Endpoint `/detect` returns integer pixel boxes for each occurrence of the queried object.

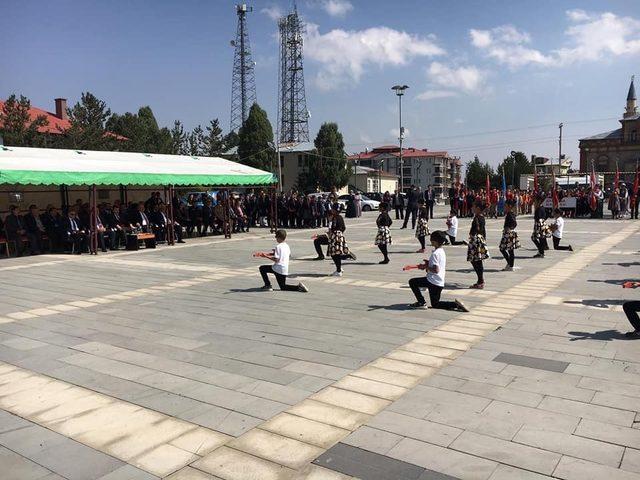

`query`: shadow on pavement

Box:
[564,299,627,308]
[367,304,414,311]
[568,329,632,341]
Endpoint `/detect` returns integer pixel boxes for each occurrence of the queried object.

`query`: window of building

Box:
[632,130,637,142]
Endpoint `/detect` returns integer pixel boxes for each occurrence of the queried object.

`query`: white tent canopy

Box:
[0,146,275,186]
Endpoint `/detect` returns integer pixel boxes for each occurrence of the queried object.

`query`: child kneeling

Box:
[408,231,468,311]
[258,230,308,292]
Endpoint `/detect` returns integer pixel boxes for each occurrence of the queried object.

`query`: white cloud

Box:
[426,62,486,93]
[471,10,640,68]
[416,89,458,101]
[305,24,445,90]
[261,5,283,21]
[321,0,353,17]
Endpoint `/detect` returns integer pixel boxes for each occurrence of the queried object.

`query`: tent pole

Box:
[223,189,231,239]
[167,185,175,246]
[90,184,98,255]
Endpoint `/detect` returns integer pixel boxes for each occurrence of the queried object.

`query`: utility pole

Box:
[230,4,257,133]
[392,85,409,192]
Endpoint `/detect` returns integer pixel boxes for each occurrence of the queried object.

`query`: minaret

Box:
[624,75,637,118]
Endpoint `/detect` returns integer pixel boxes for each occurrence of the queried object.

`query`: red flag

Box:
[589,164,597,211]
[486,174,491,206]
[552,171,559,208]
[615,163,620,188]
[632,167,639,208]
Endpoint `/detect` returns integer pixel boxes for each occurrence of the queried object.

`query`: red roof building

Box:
[348,145,462,197]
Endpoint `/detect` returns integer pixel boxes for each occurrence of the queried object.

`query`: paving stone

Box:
[0,445,55,480]
[367,410,462,447]
[492,353,569,373]
[193,445,296,480]
[456,380,543,408]
[575,419,640,449]
[552,456,640,480]
[487,465,553,480]
[350,366,421,389]
[165,466,220,479]
[260,412,349,449]
[513,425,624,467]
[342,426,403,455]
[311,387,391,415]
[538,397,635,427]
[508,377,595,402]
[333,375,407,401]
[97,464,159,479]
[287,399,371,431]
[450,430,561,475]
[481,401,580,433]
[621,448,640,474]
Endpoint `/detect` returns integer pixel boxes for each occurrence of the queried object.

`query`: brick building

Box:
[579,77,640,179]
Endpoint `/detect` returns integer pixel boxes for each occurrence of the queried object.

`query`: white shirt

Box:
[272,242,291,276]
[427,247,446,287]
[447,216,458,237]
[553,217,564,238]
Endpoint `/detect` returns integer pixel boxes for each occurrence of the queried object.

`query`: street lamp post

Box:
[392,85,409,192]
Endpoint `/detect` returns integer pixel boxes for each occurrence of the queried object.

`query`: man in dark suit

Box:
[151,204,184,243]
[130,202,152,232]
[425,185,435,220]
[62,208,87,254]
[104,204,126,250]
[401,185,420,229]
[392,189,405,220]
[41,206,62,252]
[24,204,46,255]
[5,205,26,256]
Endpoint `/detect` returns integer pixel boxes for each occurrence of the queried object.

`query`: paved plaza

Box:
[0,206,639,480]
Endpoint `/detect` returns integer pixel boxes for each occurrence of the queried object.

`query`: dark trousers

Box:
[395,205,404,220]
[26,232,42,254]
[471,260,484,283]
[408,277,458,309]
[378,244,389,260]
[314,235,329,258]
[552,236,571,250]
[402,207,418,228]
[500,248,515,267]
[532,236,549,255]
[428,201,434,220]
[624,301,640,331]
[418,235,425,249]
[259,265,299,291]
[447,234,465,245]
[632,201,639,219]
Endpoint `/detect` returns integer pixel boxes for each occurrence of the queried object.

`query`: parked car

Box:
[338,194,380,212]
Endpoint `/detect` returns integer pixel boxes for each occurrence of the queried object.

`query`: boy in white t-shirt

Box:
[551,208,573,252]
[444,209,466,246]
[256,230,309,292]
[407,231,468,311]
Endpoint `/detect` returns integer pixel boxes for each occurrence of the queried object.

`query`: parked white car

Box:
[338,194,380,212]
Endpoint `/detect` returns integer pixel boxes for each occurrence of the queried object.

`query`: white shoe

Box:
[330,271,343,277]
[502,266,513,271]
[298,282,309,292]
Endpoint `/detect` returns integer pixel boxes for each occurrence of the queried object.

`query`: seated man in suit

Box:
[127,202,155,249]
[5,205,26,257]
[155,204,184,243]
[104,204,126,250]
[41,205,62,253]
[62,208,88,254]
[24,204,47,255]
[149,204,166,242]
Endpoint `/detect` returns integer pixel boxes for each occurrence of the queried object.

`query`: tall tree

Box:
[187,125,206,156]
[495,151,532,188]
[203,119,224,157]
[237,103,275,171]
[59,92,115,150]
[170,120,188,155]
[465,155,494,190]
[106,106,173,153]
[299,122,350,192]
[0,94,49,147]
[223,130,240,151]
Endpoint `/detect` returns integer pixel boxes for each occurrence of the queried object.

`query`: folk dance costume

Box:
[375,210,392,264]
[499,210,520,270]
[531,204,551,258]
[316,212,355,276]
[467,213,489,288]
[415,216,430,251]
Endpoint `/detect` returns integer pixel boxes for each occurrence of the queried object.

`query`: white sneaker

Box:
[502,266,514,271]
[330,271,343,277]
[298,282,309,292]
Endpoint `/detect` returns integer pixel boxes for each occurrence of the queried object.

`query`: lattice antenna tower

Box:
[230,4,257,133]
[278,3,309,144]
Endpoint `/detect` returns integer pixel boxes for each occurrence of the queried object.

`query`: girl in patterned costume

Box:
[467,201,489,289]
[499,199,520,271]
[415,206,430,253]
[374,202,393,264]
[325,205,356,276]
[531,195,551,258]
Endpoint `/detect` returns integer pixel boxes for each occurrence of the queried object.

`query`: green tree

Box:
[170,120,188,155]
[223,130,240,151]
[0,94,49,147]
[59,92,115,150]
[299,122,350,192]
[106,106,173,153]
[187,125,206,156]
[237,103,275,171]
[464,155,494,190]
[495,151,532,188]
[203,119,224,157]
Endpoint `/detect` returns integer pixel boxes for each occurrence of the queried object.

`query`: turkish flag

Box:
[589,164,597,211]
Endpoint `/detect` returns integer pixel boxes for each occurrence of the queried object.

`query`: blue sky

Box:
[1,0,639,168]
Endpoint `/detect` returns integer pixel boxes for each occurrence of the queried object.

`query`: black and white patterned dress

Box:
[499,211,521,251]
[374,212,393,245]
[327,214,350,256]
[415,218,430,239]
[467,214,490,262]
